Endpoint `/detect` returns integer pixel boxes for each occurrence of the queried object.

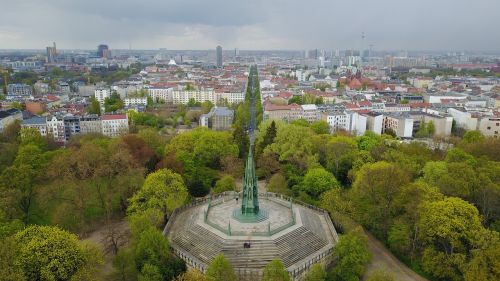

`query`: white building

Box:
[101,114,129,137]
[21,116,47,137]
[301,104,320,123]
[124,97,148,107]
[366,112,384,135]
[424,92,467,104]
[80,115,102,134]
[94,88,111,105]
[477,116,500,137]
[323,110,366,136]
[7,84,32,96]
[214,91,245,104]
[383,114,414,138]
[46,116,65,142]
[77,85,97,97]
[171,88,216,104]
[148,87,173,102]
[448,108,478,131]
[296,70,306,82]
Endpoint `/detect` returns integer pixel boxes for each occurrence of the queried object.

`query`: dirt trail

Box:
[363,232,428,281]
[82,220,130,278]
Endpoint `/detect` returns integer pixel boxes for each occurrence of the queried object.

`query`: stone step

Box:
[275,226,327,267]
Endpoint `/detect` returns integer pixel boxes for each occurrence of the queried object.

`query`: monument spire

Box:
[241,144,259,214]
[241,65,259,215]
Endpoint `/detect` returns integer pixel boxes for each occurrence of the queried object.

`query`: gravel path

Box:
[363,232,428,281]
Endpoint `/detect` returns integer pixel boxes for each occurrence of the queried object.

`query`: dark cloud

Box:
[0,0,498,51]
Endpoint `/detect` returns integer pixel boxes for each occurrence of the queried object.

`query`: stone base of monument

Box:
[164,191,339,280]
[232,208,269,223]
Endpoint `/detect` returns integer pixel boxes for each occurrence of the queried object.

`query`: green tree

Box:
[138,264,162,281]
[356,131,381,151]
[427,120,435,136]
[415,121,429,138]
[14,225,102,281]
[390,182,443,259]
[445,147,477,166]
[0,237,25,281]
[87,97,101,115]
[260,120,277,152]
[0,144,51,223]
[256,152,281,179]
[330,229,371,281]
[212,175,236,194]
[366,270,395,281]
[112,248,137,281]
[206,254,237,281]
[288,95,303,105]
[422,161,477,199]
[351,162,410,238]
[175,269,209,281]
[310,120,330,134]
[291,118,309,127]
[201,100,214,114]
[166,128,238,170]
[304,263,326,281]
[301,167,340,198]
[267,173,289,195]
[19,127,47,149]
[137,128,167,156]
[464,242,500,281]
[134,226,185,280]
[462,130,484,144]
[185,83,195,91]
[325,136,357,183]
[128,169,188,216]
[262,259,290,281]
[266,124,316,169]
[104,92,124,112]
[233,124,249,159]
[418,197,484,280]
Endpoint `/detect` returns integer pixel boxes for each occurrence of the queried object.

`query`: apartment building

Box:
[101,114,129,137]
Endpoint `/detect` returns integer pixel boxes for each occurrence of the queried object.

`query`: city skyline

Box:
[0,0,499,51]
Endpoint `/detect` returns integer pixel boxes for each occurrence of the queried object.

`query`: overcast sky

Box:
[0,0,499,51]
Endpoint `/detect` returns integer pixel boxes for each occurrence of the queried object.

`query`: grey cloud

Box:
[0,0,499,51]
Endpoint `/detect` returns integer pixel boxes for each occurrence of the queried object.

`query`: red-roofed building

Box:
[344,102,360,111]
[348,78,362,90]
[409,102,432,109]
[358,100,372,109]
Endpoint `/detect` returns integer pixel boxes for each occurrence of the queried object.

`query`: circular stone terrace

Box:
[164,191,339,280]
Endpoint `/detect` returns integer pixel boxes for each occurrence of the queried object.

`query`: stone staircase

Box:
[172,224,224,264]
[222,240,279,268]
[300,209,328,241]
[275,226,328,267]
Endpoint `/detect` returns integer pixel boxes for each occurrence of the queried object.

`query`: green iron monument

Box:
[233,65,268,222]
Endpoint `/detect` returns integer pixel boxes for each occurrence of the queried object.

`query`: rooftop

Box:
[101,114,127,120]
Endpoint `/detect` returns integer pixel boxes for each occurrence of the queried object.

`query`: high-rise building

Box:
[46,42,57,63]
[97,44,110,59]
[216,45,223,68]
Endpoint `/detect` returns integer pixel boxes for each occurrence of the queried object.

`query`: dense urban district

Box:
[0,46,499,281]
